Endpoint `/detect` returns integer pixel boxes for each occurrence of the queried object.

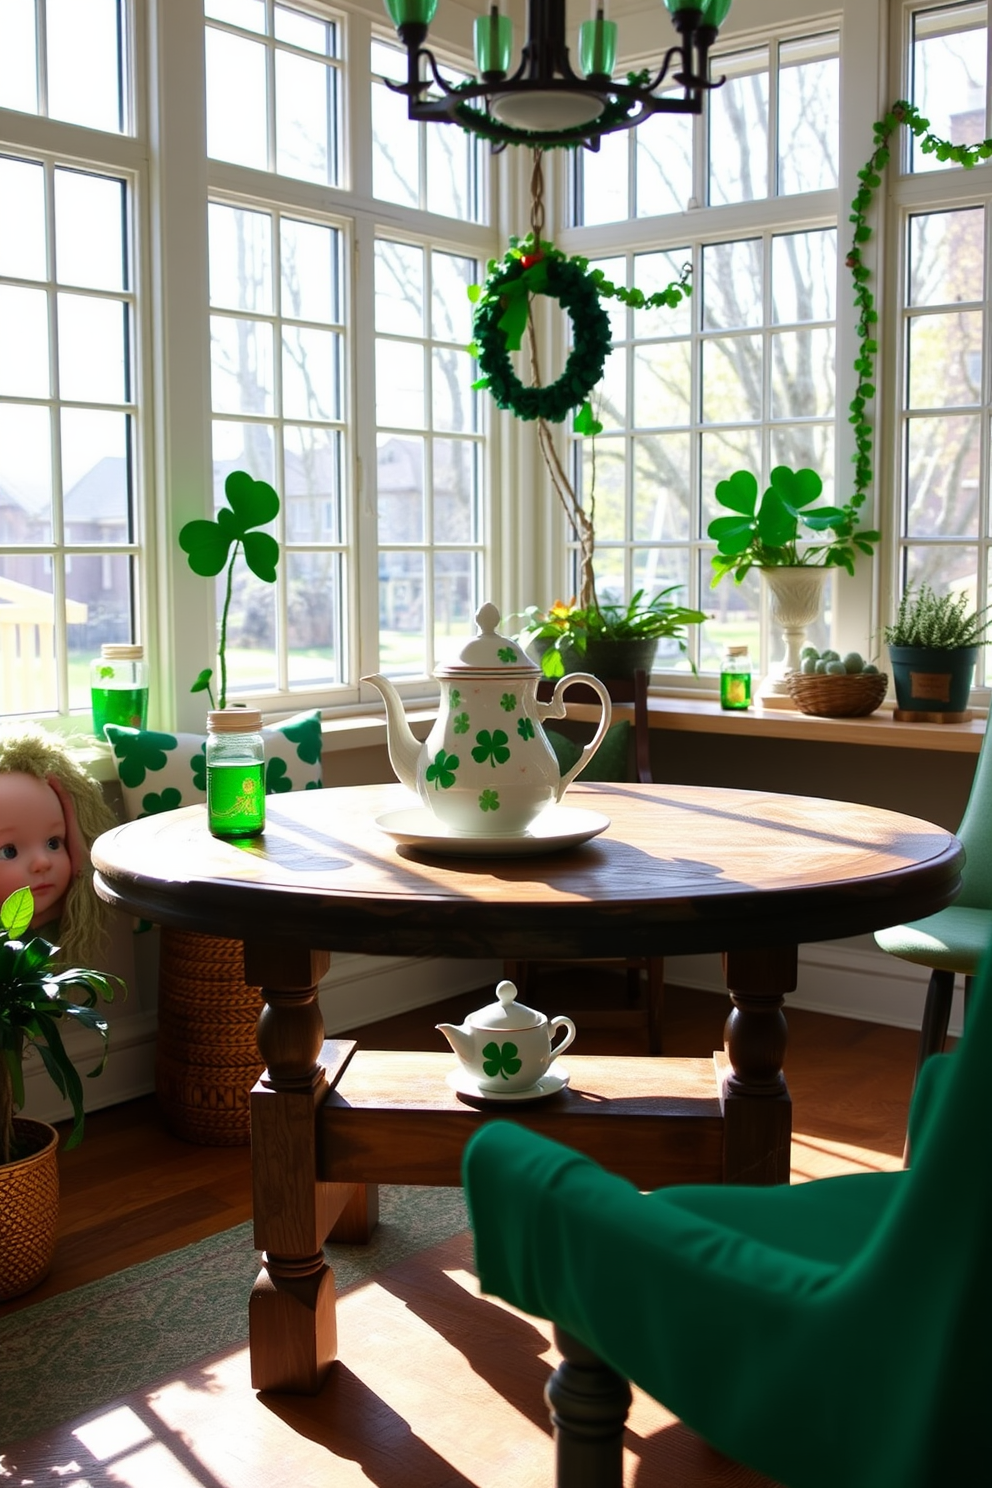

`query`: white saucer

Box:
[445,1066,570,1103]
[374,805,609,857]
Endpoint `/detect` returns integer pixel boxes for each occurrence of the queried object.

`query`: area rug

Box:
[0,1184,468,1448]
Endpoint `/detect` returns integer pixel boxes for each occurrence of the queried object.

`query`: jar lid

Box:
[207,709,263,732]
[435,602,539,677]
[101,644,143,661]
[727,645,749,657]
[465,980,545,1030]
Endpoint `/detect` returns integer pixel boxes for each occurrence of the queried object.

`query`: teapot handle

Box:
[540,674,613,800]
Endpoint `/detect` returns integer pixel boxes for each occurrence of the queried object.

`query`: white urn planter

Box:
[759,567,829,702]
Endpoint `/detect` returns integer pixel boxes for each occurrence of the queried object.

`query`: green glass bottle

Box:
[90,644,149,738]
[720,645,752,710]
[206,709,265,839]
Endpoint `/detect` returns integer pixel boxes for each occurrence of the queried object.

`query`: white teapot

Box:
[436,979,576,1094]
[363,601,611,836]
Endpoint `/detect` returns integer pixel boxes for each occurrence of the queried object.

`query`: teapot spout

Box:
[363,673,421,792]
[436,1022,474,1064]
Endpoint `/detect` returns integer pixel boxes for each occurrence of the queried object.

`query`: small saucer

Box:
[374,805,609,857]
[445,1066,570,1103]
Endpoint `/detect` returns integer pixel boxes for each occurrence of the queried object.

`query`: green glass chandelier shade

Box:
[702,0,733,26]
[384,0,438,26]
[474,9,513,74]
[579,17,618,79]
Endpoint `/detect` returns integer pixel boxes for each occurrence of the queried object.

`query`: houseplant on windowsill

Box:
[519,588,706,681]
[0,886,120,1300]
[707,465,880,698]
[883,583,992,721]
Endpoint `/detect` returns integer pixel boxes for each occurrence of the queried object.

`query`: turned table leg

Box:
[546,1326,632,1488]
[245,942,361,1394]
[721,945,796,1186]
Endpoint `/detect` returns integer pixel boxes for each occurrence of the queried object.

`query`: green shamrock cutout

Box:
[500,692,516,712]
[107,728,178,788]
[482,1040,522,1080]
[450,688,462,707]
[139,787,183,818]
[517,717,535,740]
[479,789,500,812]
[280,715,321,765]
[497,646,518,663]
[425,748,459,789]
[265,755,292,794]
[472,729,510,767]
[98,664,114,680]
[453,711,470,734]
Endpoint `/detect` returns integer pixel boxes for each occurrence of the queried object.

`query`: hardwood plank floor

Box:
[1,975,922,1320]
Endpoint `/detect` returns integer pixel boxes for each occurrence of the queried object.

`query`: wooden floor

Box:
[2,976,926,1486]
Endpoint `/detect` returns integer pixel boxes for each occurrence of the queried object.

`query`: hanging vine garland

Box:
[469,234,691,427]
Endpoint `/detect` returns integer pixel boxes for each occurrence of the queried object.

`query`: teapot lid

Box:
[467,980,546,1029]
[436,602,540,677]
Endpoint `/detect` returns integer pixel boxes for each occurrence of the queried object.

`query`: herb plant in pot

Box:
[0,887,119,1300]
[884,583,992,722]
[708,465,879,699]
[520,588,707,682]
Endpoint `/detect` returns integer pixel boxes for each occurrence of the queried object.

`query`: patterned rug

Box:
[0,1185,468,1448]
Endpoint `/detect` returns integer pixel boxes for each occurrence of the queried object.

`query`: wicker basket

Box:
[786,670,888,718]
[156,928,264,1147]
[0,1118,59,1301]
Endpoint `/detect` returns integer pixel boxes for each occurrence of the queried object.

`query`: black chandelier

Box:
[382,0,733,151]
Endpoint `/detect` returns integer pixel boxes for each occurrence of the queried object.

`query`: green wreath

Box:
[469,236,691,426]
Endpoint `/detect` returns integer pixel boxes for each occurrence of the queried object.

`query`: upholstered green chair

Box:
[875,718,992,1083]
[463,935,992,1488]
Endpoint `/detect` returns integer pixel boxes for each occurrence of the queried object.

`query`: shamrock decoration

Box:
[425,748,460,789]
[178,469,281,709]
[453,712,470,734]
[500,693,516,712]
[482,1040,522,1080]
[472,729,510,767]
[517,717,535,740]
[479,789,500,812]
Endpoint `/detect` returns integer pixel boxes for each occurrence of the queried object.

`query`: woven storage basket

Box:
[786,670,888,718]
[156,928,264,1146]
[0,1118,59,1301]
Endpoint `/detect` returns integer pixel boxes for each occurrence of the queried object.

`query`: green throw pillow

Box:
[545,719,631,783]
[104,710,323,821]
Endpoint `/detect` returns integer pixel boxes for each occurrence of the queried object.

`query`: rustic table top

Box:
[92,781,963,961]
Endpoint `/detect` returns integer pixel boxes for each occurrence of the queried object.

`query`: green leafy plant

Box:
[883,584,992,651]
[520,588,707,679]
[178,470,280,710]
[1,887,122,1165]
[707,466,880,587]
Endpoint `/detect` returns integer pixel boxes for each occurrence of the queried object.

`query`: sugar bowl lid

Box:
[466,980,546,1030]
[435,601,539,676]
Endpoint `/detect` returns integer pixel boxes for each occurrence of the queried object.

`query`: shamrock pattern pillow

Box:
[104,710,323,821]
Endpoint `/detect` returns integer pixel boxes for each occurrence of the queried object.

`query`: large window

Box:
[564,26,840,677]
[0,3,136,720]
[896,0,992,687]
[0,0,495,723]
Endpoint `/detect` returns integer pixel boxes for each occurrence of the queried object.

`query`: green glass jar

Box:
[90,644,149,738]
[720,645,752,711]
[206,709,265,839]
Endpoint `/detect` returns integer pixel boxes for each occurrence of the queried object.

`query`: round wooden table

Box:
[92,780,963,1392]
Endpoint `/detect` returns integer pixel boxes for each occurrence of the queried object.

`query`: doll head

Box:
[0,724,117,966]
[0,771,74,927]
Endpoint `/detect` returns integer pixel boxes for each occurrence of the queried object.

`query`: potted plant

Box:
[883,583,992,720]
[0,886,120,1300]
[707,465,880,695]
[519,588,706,681]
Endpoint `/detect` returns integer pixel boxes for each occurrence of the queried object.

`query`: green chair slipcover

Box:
[875,718,992,1079]
[463,939,992,1488]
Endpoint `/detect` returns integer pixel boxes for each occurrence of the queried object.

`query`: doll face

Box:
[0,772,73,928]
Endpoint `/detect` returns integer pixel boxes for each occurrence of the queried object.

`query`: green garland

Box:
[469,234,691,426]
[849,101,992,513]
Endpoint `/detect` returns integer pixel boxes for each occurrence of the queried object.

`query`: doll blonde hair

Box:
[0,724,117,967]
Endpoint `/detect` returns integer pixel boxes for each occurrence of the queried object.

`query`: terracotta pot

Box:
[0,1117,59,1301]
